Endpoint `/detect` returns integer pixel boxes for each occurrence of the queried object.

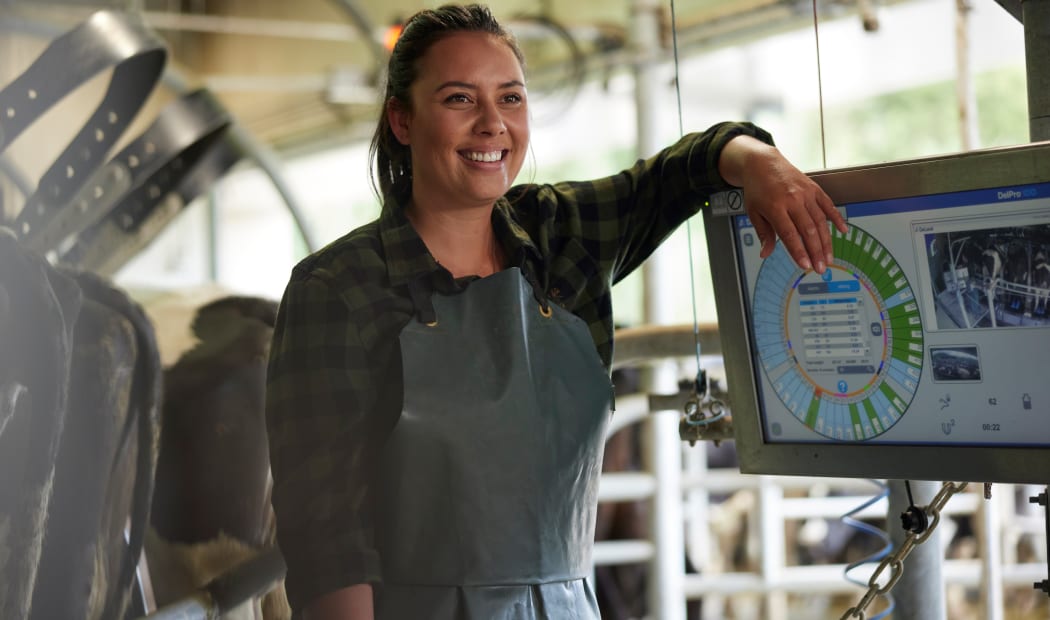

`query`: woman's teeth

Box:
[465,151,503,162]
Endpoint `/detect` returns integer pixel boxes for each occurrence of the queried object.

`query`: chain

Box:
[840,481,969,619]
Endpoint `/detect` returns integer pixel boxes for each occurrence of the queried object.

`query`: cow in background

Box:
[146,294,289,619]
[1031,251,1050,316]
[594,368,703,620]
[32,270,162,620]
[0,230,163,620]
[1001,243,1031,314]
[594,366,651,619]
[980,244,1004,288]
[0,230,82,619]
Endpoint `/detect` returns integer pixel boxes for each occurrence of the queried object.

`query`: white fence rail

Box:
[597,325,1048,620]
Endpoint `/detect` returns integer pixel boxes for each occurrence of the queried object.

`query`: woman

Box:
[265,4,846,619]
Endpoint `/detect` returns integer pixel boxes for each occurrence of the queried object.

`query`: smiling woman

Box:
[386,31,529,277]
[263,4,845,620]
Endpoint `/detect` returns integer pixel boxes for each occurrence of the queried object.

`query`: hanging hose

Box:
[841,479,895,620]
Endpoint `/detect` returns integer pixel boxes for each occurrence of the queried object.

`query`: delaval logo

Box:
[998,187,1038,201]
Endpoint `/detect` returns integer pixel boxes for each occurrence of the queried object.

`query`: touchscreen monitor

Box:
[704,142,1050,483]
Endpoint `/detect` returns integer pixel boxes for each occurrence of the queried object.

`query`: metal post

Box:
[954,0,980,150]
[1024,0,1050,141]
[957,0,978,150]
[978,486,1005,620]
[683,444,712,593]
[631,0,686,618]
[1032,488,1050,597]
[206,190,220,282]
[888,480,947,619]
[758,477,788,620]
[643,409,686,620]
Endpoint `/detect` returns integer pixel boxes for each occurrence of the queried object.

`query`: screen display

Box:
[704,141,1050,483]
[733,185,1050,448]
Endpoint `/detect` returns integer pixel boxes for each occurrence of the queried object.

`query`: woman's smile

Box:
[388,31,529,211]
[461,149,507,163]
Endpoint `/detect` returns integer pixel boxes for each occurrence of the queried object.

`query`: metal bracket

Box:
[1032,487,1050,597]
[645,375,733,445]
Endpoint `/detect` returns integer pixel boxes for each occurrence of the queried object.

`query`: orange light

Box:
[383,24,404,51]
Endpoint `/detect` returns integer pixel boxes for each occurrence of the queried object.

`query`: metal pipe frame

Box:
[594,405,1048,609]
[598,323,1046,616]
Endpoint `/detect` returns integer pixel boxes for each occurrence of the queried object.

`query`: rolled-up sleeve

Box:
[540,121,774,284]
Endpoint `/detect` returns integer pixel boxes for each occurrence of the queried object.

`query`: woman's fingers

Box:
[748,185,844,273]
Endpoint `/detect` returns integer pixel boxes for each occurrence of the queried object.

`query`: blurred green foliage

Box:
[808,65,1029,168]
[530,65,1030,328]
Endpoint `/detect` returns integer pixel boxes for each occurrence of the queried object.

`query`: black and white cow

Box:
[0,231,163,620]
[30,269,163,620]
[1032,251,1050,316]
[0,229,82,620]
[147,295,289,619]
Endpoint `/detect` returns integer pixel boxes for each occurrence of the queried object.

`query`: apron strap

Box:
[527,274,551,315]
[406,277,437,325]
[514,252,551,314]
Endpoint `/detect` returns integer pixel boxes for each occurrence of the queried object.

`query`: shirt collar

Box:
[493,197,543,269]
[378,200,437,288]
[379,195,543,288]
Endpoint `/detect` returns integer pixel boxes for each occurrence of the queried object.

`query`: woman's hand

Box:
[718,135,847,273]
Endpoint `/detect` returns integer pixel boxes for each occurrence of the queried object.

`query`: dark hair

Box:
[368,4,526,208]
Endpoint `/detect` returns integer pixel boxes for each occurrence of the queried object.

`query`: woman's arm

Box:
[533,121,840,284]
[718,134,847,274]
[303,584,375,620]
[266,268,392,615]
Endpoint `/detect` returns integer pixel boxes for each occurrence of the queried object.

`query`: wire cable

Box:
[812,0,829,169]
[669,0,705,375]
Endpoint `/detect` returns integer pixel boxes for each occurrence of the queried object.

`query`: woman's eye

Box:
[445,93,471,104]
[503,93,523,104]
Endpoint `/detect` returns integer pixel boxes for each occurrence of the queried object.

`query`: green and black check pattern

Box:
[265,122,773,612]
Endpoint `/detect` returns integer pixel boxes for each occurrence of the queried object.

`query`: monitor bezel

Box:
[704,141,1050,484]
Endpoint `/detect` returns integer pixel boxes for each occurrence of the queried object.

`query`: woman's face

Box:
[388,32,529,211]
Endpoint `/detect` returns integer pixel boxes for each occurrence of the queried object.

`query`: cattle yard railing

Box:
[134,324,1047,619]
[597,324,1048,620]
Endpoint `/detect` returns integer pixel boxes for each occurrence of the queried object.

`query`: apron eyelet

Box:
[539,303,553,318]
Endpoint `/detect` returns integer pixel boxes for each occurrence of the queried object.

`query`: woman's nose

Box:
[474,101,506,135]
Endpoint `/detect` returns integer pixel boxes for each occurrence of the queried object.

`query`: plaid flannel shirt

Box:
[265,122,773,612]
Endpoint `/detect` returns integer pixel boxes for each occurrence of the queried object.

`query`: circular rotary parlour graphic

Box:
[752,225,924,440]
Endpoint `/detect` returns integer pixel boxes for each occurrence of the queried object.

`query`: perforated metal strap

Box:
[72,133,243,277]
[2,10,167,249]
[64,97,241,277]
[58,89,236,274]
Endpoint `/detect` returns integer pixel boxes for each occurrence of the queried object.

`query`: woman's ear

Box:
[387,97,411,146]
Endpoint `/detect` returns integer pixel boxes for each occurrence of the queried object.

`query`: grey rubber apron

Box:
[375,267,612,619]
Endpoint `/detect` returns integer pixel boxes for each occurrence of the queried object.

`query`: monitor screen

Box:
[704,141,1050,484]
